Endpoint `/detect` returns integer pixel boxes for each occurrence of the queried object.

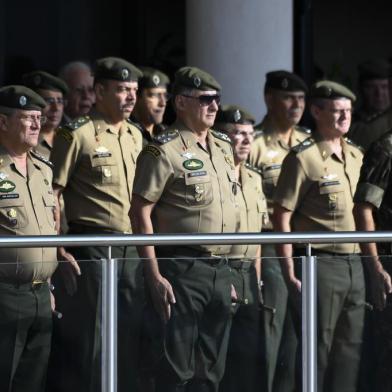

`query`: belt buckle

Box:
[32,280,44,289]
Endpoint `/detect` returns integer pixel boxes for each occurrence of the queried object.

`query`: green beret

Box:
[310,80,356,102]
[215,104,255,125]
[358,59,390,82]
[94,57,143,82]
[0,85,47,111]
[138,66,170,89]
[172,66,221,93]
[265,70,308,93]
[22,70,69,95]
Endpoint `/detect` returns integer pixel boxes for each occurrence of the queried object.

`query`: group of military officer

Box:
[1,53,392,392]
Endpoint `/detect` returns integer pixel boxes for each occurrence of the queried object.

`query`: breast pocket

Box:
[184,172,213,206]
[0,198,29,229]
[42,194,56,229]
[90,155,119,185]
[318,180,346,213]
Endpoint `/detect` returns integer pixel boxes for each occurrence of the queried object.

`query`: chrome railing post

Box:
[302,243,317,392]
[101,246,118,392]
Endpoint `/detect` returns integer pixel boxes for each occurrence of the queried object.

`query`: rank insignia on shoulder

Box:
[344,137,364,152]
[30,150,54,168]
[64,116,90,130]
[153,129,179,144]
[143,145,162,158]
[245,162,262,175]
[211,130,231,143]
[297,126,312,134]
[291,137,315,153]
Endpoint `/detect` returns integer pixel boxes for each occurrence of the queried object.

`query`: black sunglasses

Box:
[181,94,221,106]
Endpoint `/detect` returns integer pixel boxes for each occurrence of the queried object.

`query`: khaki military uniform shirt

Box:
[51,111,143,233]
[229,163,268,259]
[249,119,310,228]
[133,121,239,255]
[349,108,392,151]
[0,146,57,282]
[274,134,363,254]
[34,135,52,159]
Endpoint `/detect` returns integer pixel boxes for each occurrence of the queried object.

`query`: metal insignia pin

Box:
[281,78,289,89]
[193,76,201,88]
[0,172,8,180]
[19,96,27,107]
[121,68,129,80]
[152,75,160,86]
[233,110,241,122]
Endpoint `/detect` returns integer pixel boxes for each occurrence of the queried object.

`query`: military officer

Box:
[349,59,391,150]
[249,70,309,392]
[22,70,68,159]
[131,66,238,392]
[130,66,170,144]
[48,57,144,392]
[353,131,392,392]
[273,81,364,392]
[58,61,95,122]
[214,105,268,392]
[0,85,58,392]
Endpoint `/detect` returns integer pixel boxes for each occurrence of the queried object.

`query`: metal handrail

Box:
[1,231,387,392]
[0,230,391,247]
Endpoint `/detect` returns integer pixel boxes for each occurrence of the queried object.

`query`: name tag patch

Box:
[0,193,19,200]
[187,171,207,178]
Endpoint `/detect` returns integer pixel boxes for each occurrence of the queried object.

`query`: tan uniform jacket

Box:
[0,147,57,281]
[249,118,310,228]
[350,108,392,150]
[274,134,363,254]
[229,163,268,259]
[133,121,239,255]
[34,135,52,159]
[51,111,143,233]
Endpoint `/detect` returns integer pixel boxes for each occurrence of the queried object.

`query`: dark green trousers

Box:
[219,261,265,392]
[142,255,233,392]
[0,281,52,392]
[262,244,298,392]
[47,244,144,392]
[315,253,365,392]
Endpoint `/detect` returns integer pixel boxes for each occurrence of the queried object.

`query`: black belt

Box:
[156,246,227,266]
[68,223,130,235]
[228,259,253,270]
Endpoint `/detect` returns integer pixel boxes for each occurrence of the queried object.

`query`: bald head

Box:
[59,61,95,119]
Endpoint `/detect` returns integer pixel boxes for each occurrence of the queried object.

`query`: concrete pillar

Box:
[186,0,293,122]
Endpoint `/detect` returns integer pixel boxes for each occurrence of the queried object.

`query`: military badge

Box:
[19,96,27,107]
[0,180,16,193]
[183,159,204,170]
[152,75,160,86]
[121,68,129,80]
[193,76,201,88]
[234,110,241,122]
[281,78,289,89]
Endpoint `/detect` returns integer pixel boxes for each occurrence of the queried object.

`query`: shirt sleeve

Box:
[353,141,392,208]
[50,129,83,188]
[132,144,174,203]
[274,151,310,211]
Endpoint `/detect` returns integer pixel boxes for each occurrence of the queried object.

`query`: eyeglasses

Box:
[147,92,171,102]
[181,94,221,107]
[44,97,65,105]
[18,114,47,126]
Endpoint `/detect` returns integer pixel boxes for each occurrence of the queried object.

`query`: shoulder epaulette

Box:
[127,118,144,132]
[344,137,364,153]
[63,116,90,130]
[254,129,264,139]
[153,129,180,144]
[291,137,315,153]
[30,150,53,169]
[211,129,231,143]
[297,126,312,135]
[245,162,262,175]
